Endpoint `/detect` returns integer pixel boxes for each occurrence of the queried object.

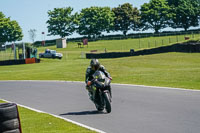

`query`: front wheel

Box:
[103,91,111,113]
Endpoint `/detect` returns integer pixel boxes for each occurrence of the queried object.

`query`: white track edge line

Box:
[113,83,200,92]
[1,80,200,92]
[0,98,106,133]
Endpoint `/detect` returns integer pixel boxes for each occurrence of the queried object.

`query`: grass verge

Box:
[0,100,96,133]
[0,52,199,90]
[0,36,200,90]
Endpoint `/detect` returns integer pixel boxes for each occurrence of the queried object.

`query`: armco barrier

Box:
[86,42,200,59]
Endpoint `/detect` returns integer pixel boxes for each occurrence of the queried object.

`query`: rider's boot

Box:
[88,91,94,101]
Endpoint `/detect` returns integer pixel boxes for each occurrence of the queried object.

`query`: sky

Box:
[0,0,150,42]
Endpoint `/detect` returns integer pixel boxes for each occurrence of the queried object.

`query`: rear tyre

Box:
[103,92,111,113]
[95,104,104,112]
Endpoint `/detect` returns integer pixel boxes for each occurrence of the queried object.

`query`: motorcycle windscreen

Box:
[93,71,106,82]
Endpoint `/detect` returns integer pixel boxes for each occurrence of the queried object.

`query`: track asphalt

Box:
[0,81,200,133]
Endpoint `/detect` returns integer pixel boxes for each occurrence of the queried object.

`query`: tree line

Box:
[0,0,200,45]
[47,0,200,38]
[0,12,23,47]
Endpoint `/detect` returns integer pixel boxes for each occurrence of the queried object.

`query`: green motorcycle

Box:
[87,71,112,113]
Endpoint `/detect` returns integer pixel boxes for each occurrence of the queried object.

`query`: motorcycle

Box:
[87,70,112,113]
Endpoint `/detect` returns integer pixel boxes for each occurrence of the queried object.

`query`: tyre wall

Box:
[86,43,200,59]
[0,58,40,66]
[0,103,22,133]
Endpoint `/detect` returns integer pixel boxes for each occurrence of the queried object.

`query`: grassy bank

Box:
[0,36,200,132]
[0,52,200,90]
[0,35,200,90]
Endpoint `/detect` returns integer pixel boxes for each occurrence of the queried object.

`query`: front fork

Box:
[90,86,97,100]
[103,90,112,103]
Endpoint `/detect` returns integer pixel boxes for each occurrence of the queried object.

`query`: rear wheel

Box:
[103,92,111,113]
[94,97,104,112]
[95,104,104,112]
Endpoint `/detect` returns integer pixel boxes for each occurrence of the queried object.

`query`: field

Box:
[1,35,200,132]
[0,34,200,90]
[1,32,200,60]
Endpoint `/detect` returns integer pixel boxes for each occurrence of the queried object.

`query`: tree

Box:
[0,12,5,18]
[46,7,76,38]
[0,12,23,46]
[112,3,140,36]
[167,0,200,31]
[140,0,172,33]
[77,6,114,38]
[28,29,37,43]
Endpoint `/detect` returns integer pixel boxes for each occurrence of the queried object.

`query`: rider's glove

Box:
[87,81,92,86]
[86,81,92,91]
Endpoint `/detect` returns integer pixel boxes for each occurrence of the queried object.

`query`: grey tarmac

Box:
[0,81,200,133]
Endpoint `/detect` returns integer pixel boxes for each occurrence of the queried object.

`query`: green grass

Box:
[61,33,200,53]
[0,35,200,132]
[0,52,200,90]
[106,53,200,89]
[1,33,199,61]
[0,35,200,90]
[0,100,95,133]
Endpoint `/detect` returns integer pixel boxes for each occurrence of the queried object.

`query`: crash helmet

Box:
[90,59,100,71]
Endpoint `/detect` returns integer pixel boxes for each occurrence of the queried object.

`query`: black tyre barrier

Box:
[0,58,40,66]
[86,43,200,59]
[0,103,22,133]
[0,119,20,131]
[0,103,18,122]
[0,60,25,66]
[3,129,20,133]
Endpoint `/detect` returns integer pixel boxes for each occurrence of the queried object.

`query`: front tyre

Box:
[94,95,104,112]
[103,92,111,113]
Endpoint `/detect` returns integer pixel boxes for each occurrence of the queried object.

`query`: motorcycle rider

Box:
[85,59,112,101]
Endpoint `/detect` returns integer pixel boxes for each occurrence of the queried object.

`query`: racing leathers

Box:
[85,65,112,101]
[85,65,111,84]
